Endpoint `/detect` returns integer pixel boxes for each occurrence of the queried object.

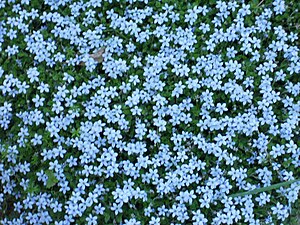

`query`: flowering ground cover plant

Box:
[0,0,300,224]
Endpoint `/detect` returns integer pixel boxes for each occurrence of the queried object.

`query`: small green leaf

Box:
[27,178,40,194]
[104,213,110,223]
[45,170,58,189]
[116,214,122,223]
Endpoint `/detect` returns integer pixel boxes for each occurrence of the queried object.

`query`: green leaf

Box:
[229,179,300,198]
[31,153,40,166]
[27,178,40,194]
[45,170,58,189]
[27,184,40,194]
[116,214,122,223]
[104,213,110,223]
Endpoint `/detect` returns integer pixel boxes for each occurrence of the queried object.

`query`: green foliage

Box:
[230,179,300,198]
[45,170,59,189]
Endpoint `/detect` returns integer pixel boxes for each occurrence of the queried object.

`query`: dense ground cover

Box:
[0,0,300,224]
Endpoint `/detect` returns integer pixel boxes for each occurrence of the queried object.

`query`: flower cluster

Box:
[0,0,300,224]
